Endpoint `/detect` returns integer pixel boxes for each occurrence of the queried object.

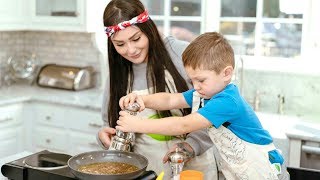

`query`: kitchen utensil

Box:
[1,150,156,180]
[156,171,164,180]
[24,151,72,170]
[7,52,39,82]
[109,103,140,152]
[168,148,187,180]
[180,170,203,180]
[67,150,148,180]
[37,64,95,91]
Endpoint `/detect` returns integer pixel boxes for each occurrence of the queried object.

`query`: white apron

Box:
[192,92,280,180]
[130,68,218,179]
[132,89,218,180]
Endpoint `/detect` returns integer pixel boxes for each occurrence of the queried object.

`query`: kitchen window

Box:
[141,0,204,42]
[142,0,318,59]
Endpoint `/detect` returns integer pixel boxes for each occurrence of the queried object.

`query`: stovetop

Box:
[1,150,156,180]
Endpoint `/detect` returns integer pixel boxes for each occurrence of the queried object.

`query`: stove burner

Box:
[23,152,72,170]
[1,150,157,180]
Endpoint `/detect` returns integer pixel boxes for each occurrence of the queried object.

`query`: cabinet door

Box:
[67,107,103,133]
[0,127,22,158]
[33,103,67,128]
[69,131,101,155]
[29,0,83,31]
[0,0,27,30]
[33,126,68,153]
[0,103,22,128]
[29,0,107,32]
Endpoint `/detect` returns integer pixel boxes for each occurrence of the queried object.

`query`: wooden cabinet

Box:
[0,104,24,158]
[0,0,108,32]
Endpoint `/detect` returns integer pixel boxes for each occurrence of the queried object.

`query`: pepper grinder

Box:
[109,103,140,152]
[168,148,187,180]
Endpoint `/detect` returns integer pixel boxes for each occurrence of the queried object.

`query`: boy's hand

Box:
[116,110,143,132]
[119,93,145,112]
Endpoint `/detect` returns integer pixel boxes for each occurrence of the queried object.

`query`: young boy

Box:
[116,32,290,180]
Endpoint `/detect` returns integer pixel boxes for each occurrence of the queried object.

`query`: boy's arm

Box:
[142,93,189,110]
[117,111,211,135]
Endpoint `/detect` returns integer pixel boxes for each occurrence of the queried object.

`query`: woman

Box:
[97,0,218,179]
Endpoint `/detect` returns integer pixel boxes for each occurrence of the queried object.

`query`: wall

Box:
[0,31,105,89]
[241,68,320,123]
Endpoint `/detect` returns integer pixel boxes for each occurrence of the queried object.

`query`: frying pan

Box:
[68,150,148,180]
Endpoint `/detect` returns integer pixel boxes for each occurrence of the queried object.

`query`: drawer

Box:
[0,104,22,127]
[0,128,20,158]
[67,108,103,132]
[33,126,67,151]
[33,103,67,127]
[69,131,101,155]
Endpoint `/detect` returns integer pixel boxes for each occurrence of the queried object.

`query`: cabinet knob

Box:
[45,139,51,143]
[88,122,102,128]
[89,142,99,147]
[0,117,13,123]
[45,116,51,121]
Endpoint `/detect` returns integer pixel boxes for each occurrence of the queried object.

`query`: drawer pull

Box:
[0,117,13,123]
[301,145,320,155]
[88,122,102,128]
[45,139,51,144]
[45,116,51,121]
[89,142,99,147]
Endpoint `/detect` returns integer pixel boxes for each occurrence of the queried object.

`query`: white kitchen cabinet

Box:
[69,131,101,155]
[0,0,27,30]
[31,102,102,154]
[0,103,24,158]
[0,0,108,32]
[0,128,23,159]
[33,126,68,153]
[33,103,68,128]
[67,106,103,133]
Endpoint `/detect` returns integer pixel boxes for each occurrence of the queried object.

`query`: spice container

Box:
[109,103,140,152]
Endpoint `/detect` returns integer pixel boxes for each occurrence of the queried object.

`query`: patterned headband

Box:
[105,10,150,37]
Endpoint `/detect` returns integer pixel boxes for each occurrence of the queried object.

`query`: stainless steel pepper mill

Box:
[109,103,140,152]
[168,148,187,180]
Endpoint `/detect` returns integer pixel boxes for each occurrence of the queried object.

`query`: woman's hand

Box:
[119,93,145,112]
[116,110,143,133]
[98,127,116,148]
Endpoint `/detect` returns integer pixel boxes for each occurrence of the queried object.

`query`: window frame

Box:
[147,0,319,74]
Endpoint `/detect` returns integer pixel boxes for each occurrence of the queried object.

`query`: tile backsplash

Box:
[241,68,320,122]
[0,31,105,88]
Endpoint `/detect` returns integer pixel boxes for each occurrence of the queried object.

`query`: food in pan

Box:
[78,162,139,175]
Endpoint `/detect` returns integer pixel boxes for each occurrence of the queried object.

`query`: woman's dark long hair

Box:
[104,0,190,128]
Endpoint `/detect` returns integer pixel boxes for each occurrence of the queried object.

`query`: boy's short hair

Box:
[182,32,235,74]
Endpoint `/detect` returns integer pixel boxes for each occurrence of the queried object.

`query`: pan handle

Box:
[136,170,157,180]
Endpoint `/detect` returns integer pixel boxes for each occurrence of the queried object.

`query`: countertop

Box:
[0,85,104,111]
[257,112,320,141]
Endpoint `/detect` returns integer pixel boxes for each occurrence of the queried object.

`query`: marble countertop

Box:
[257,112,320,142]
[0,85,104,111]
